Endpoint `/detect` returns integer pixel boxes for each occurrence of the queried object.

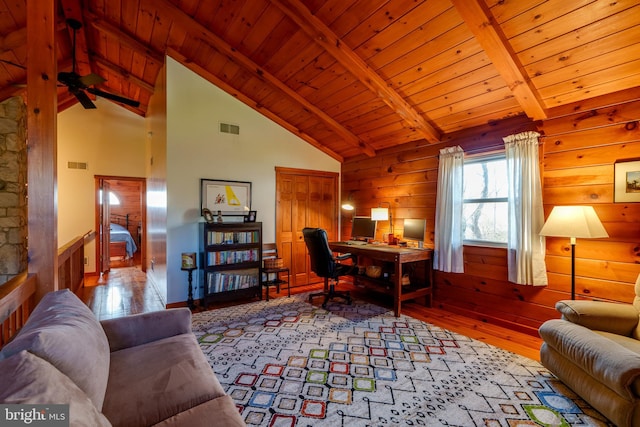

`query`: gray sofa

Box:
[0,289,245,427]
[538,279,640,427]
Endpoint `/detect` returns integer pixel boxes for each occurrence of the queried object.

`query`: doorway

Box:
[95,176,146,274]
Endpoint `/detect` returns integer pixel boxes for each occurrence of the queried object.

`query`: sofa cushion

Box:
[102,333,226,427]
[0,289,110,410]
[0,350,111,427]
[151,396,245,427]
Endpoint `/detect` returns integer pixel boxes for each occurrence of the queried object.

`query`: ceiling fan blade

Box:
[79,73,106,87]
[70,88,96,109]
[86,87,140,108]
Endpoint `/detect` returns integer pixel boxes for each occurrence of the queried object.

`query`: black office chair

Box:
[302,227,355,308]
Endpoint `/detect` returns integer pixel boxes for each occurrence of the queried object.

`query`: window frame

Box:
[462,151,508,247]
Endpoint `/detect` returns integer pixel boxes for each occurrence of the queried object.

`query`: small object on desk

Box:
[398,241,407,247]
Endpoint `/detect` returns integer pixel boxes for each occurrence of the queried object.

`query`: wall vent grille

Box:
[68,161,88,170]
[220,122,240,135]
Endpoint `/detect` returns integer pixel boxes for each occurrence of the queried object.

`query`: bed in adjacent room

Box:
[110,214,138,260]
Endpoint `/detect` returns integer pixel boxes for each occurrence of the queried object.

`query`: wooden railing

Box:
[0,231,92,348]
[0,272,36,348]
[58,231,92,294]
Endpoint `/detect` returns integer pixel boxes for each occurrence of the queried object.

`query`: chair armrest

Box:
[100,308,192,352]
[335,252,352,261]
[539,319,640,400]
[555,300,639,336]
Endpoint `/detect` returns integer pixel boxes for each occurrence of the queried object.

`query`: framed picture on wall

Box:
[201,179,251,215]
[614,159,640,203]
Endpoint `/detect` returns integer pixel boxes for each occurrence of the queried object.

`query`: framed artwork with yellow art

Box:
[200,179,252,216]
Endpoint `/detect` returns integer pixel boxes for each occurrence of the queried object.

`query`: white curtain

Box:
[504,131,548,285]
[434,146,464,273]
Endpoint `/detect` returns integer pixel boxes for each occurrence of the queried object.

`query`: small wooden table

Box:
[329,242,433,317]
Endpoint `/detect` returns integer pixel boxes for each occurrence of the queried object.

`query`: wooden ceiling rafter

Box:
[450,0,547,120]
[167,47,344,163]
[92,56,155,94]
[152,0,376,157]
[85,11,165,65]
[1,58,73,101]
[0,26,26,53]
[270,0,442,144]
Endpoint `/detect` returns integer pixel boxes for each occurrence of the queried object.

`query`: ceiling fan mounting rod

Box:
[67,19,82,74]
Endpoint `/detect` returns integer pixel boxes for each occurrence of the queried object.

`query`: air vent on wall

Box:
[68,161,88,170]
[219,122,240,135]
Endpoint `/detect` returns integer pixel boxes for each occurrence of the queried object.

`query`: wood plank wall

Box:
[341,89,640,336]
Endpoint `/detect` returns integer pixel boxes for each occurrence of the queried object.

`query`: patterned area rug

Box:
[192,294,613,426]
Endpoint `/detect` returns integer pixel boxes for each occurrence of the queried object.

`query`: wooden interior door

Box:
[98,179,111,274]
[276,167,338,287]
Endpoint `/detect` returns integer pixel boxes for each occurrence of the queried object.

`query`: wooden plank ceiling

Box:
[1,0,639,161]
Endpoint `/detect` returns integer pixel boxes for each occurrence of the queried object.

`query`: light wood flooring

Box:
[80,269,543,361]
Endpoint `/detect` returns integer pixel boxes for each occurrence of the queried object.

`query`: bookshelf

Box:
[199,222,262,307]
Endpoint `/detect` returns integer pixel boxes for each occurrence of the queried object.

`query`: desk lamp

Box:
[539,205,608,299]
[371,201,393,243]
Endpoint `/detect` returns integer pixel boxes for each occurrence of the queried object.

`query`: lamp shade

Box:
[539,206,608,238]
[371,207,389,221]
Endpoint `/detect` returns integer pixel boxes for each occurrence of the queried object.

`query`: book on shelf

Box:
[207,249,259,266]
[207,269,259,293]
[207,230,259,245]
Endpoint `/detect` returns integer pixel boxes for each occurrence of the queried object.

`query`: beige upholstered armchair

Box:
[538,278,640,427]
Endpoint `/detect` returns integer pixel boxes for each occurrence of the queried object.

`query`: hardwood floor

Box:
[81,267,165,320]
[79,271,543,361]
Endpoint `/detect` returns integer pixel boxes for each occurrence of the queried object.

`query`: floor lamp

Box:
[539,206,608,299]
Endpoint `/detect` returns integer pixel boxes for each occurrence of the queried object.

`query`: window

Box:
[462,153,508,244]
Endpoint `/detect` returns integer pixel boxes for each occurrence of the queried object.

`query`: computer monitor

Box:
[350,216,376,240]
[403,218,426,248]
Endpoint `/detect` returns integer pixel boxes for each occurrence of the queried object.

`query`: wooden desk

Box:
[329,242,433,317]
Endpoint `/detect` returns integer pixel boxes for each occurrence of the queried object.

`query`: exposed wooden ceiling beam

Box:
[60,0,92,78]
[270,0,442,144]
[0,82,26,101]
[451,0,547,120]
[153,0,375,157]
[85,11,164,65]
[93,56,155,94]
[0,21,67,54]
[168,47,343,163]
[58,92,78,112]
[0,27,27,53]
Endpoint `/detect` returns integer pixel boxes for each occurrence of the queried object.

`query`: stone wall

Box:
[0,97,27,284]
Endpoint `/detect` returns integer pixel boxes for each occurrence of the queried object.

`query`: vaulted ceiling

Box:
[2,0,639,161]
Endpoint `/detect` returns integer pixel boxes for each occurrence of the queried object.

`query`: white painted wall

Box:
[165,56,341,304]
[58,57,341,305]
[57,99,146,272]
